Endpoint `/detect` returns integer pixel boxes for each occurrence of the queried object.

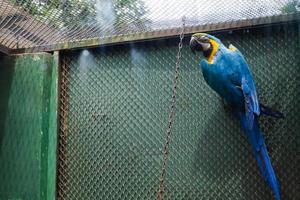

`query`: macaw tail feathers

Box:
[239,112,281,200]
[260,103,284,119]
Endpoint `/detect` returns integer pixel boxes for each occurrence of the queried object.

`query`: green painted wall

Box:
[0,53,58,200]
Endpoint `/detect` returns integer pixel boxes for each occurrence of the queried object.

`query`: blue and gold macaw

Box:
[190,33,283,200]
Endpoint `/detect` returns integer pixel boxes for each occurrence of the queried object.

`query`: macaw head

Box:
[190,33,221,62]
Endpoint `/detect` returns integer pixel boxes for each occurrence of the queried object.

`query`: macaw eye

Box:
[199,36,209,42]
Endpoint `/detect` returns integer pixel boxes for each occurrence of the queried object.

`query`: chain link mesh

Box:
[0,0,299,50]
[57,23,300,200]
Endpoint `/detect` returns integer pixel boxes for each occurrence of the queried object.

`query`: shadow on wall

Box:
[192,99,275,199]
[0,55,15,153]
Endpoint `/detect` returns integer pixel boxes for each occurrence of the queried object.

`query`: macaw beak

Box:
[190,36,201,54]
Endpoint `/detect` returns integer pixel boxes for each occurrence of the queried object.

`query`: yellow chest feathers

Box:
[207,39,219,64]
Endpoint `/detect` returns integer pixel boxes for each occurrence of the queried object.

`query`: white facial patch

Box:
[201,42,211,51]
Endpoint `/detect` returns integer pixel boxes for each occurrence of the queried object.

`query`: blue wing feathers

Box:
[241,77,255,129]
[231,50,260,115]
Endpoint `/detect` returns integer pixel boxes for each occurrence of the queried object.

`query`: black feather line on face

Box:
[203,45,213,58]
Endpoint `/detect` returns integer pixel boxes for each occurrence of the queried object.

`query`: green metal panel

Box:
[0,53,58,200]
[46,52,59,200]
[57,23,300,200]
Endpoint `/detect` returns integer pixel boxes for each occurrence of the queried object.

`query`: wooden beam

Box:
[10,12,300,54]
[0,44,10,55]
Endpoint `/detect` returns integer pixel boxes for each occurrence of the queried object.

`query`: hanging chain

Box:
[157,16,186,200]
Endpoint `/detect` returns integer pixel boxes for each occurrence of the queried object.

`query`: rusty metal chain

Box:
[157,16,186,200]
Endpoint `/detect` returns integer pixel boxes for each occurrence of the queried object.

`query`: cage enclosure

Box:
[0,0,299,200]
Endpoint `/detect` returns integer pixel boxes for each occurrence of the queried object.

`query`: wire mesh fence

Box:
[0,0,299,50]
[57,23,300,200]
